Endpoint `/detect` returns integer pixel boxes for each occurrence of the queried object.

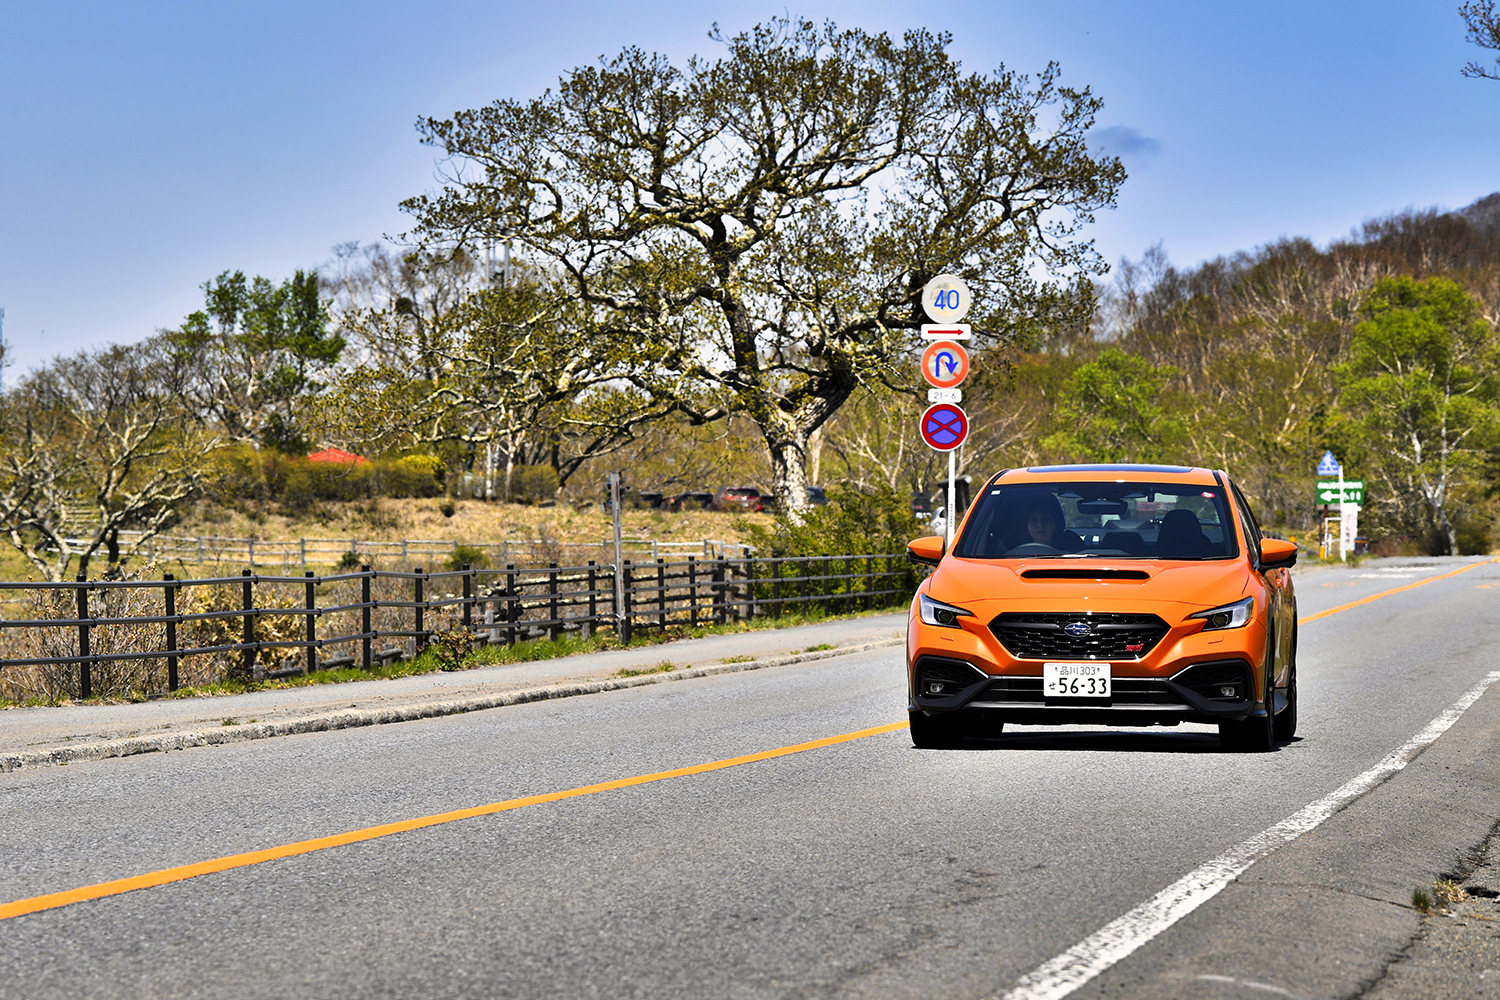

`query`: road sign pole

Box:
[1337,467,1345,560]
[946,451,956,547]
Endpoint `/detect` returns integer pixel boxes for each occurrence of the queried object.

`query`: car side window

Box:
[1229,482,1263,564]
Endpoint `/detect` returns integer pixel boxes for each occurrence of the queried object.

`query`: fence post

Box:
[548,563,561,641]
[300,538,307,569]
[414,567,425,653]
[688,556,698,628]
[241,569,256,678]
[248,539,255,569]
[305,571,318,674]
[461,564,472,629]
[164,573,178,692]
[621,560,634,644]
[656,558,667,629]
[824,555,833,614]
[506,564,518,646]
[197,537,203,564]
[713,559,726,626]
[745,551,756,620]
[772,555,782,619]
[361,565,373,669]
[76,575,91,699]
[585,562,597,640]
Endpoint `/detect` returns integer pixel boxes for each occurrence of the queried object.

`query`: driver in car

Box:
[1008,495,1084,553]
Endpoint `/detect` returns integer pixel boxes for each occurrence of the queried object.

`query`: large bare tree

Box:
[401,16,1124,513]
[0,338,219,580]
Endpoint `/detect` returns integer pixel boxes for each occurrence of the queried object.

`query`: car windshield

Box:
[952,482,1239,560]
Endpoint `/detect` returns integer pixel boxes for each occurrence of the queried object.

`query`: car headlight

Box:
[1188,596,1254,631]
[919,592,973,629]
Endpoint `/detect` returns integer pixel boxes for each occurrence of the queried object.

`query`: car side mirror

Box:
[1260,538,1298,570]
[907,535,945,566]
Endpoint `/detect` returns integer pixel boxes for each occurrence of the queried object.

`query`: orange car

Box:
[905,464,1298,752]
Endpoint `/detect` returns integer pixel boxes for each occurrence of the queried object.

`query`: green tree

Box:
[1337,276,1500,553]
[168,270,344,452]
[401,16,1124,515]
[1043,348,1182,462]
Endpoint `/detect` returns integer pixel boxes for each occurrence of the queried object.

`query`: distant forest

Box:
[782,193,1500,554]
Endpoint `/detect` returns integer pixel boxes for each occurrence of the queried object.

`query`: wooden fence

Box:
[0,553,916,700]
[55,531,742,569]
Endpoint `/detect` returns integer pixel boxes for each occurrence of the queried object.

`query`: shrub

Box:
[445,545,490,571]
[746,484,926,558]
[743,484,926,606]
[338,550,363,571]
[206,444,445,510]
[508,464,560,504]
[431,628,475,670]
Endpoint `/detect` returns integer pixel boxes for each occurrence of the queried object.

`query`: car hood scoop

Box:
[1020,568,1151,581]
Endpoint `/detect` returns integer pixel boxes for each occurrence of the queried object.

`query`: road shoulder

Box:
[1077,664,1500,1000]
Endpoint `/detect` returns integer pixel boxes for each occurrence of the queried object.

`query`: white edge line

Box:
[995,668,1500,1000]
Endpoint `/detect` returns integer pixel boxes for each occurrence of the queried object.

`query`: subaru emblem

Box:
[1063,620,1092,637]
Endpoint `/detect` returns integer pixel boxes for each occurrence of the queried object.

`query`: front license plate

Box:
[1043,662,1112,698]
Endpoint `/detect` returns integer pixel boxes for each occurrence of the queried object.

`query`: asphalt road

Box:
[2,555,1499,1000]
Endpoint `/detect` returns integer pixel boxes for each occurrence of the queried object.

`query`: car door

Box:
[1229,479,1293,688]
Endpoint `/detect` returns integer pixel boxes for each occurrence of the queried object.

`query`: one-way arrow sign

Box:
[1315,480,1365,504]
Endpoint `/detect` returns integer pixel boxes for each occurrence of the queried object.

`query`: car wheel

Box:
[1220,642,1276,753]
[1274,624,1298,741]
[909,709,965,750]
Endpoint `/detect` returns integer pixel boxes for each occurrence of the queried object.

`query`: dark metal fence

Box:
[0,554,914,699]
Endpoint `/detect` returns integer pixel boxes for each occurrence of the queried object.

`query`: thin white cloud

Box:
[1091,125,1163,163]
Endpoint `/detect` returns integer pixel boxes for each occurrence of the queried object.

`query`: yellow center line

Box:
[0,721,908,923]
[1298,558,1497,624]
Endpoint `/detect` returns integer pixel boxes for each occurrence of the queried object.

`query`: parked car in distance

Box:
[807,486,828,506]
[912,492,935,520]
[905,463,1299,753]
[713,486,765,512]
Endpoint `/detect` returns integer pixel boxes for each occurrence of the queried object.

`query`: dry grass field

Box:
[0,498,775,583]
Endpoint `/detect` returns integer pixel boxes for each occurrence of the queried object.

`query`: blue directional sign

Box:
[1316,450,1342,476]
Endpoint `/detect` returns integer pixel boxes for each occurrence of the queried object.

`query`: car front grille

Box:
[989,612,1170,661]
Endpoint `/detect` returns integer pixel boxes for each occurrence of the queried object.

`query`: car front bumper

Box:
[908,653,1263,727]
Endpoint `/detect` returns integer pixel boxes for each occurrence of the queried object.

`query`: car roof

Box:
[992,464,1223,486]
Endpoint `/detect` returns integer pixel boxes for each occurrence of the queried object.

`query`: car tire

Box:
[1274,624,1298,742]
[909,710,965,750]
[1220,636,1276,753]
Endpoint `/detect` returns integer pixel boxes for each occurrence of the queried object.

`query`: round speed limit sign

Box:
[922,273,972,324]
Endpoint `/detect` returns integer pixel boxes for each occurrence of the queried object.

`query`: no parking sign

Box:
[920,403,969,452]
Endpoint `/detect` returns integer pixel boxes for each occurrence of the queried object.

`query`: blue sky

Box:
[2,1,1496,377]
